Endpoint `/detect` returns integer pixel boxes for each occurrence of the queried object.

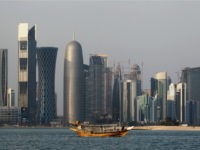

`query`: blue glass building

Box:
[37,47,58,125]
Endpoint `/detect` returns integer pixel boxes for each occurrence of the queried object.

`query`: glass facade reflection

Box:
[37,47,58,125]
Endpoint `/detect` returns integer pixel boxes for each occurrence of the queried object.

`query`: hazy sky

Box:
[0,0,200,115]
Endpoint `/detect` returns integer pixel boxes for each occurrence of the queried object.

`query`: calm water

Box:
[0,128,200,150]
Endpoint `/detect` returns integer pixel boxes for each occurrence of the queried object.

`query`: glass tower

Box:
[88,55,105,123]
[151,72,167,122]
[182,67,200,125]
[112,64,122,122]
[18,23,37,124]
[0,49,8,107]
[37,47,58,125]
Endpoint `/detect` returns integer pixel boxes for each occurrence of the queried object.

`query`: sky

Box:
[0,0,200,115]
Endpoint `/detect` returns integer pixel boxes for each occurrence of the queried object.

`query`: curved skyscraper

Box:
[0,49,8,106]
[37,47,58,125]
[64,40,84,125]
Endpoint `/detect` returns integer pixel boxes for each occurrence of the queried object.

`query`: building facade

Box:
[151,72,167,122]
[97,54,112,117]
[37,47,58,125]
[121,79,137,123]
[0,49,8,107]
[64,40,84,125]
[176,82,187,123]
[0,107,19,125]
[130,64,142,96]
[167,83,176,121]
[83,64,89,121]
[18,23,37,124]
[7,88,15,108]
[181,67,200,125]
[136,94,149,123]
[112,64,122,122]
[87,55,105,123]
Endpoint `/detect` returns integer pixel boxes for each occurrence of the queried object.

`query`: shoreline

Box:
[1,125,200,131]
[132,126,200,131]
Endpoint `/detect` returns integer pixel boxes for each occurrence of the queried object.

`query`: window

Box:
[20,58,27,70]
[20,41,27,50]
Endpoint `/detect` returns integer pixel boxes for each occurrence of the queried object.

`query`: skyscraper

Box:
[130,64,142,96]
[83,64,89,121]
[0,49,8,107]
[37,47,58,125]
[18,23,37,124]
[121,79,136,123]
[64,40,84,125]
[176,82,187,123]
[151,72,167,122]
[181,67,200,125]
[136,94,149,122]
[88,54,113,119]
[112,64,122,122]
[167,83,176,121]
[182,67,200,102]
[86,55,105,123]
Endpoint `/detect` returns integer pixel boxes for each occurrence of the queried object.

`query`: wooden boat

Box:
[70,124,128,137]
[76,129,128,137]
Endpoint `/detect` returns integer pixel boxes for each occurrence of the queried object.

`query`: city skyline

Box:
[1,1,200,115]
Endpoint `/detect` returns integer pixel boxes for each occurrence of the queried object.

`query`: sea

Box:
[0,128,200,150]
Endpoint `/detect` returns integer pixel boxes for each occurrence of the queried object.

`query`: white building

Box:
[7,88,15,107]
[176,82,187,123]
[121,79,137,123]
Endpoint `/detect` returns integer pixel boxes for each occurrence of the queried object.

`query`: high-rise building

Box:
[176,82,187,123]
[89,54,113,120]
[151,72,167,122]
[105,67,113,117]
[112,64,122,122]
[7,88,15,107]
[136,94,149,123]
[121,79,136,123]
[167,83,176,121]
[181,67,200,125]
[0,49,8,107]
[182,67,200,102]
[83,64,89,121]
[149,96,156,123]
[87,55,105,123]
[64,40,84,125]
[130,64,142,96]
[37,47,58,125]
[18,23,37,124]
[112,63,141,123]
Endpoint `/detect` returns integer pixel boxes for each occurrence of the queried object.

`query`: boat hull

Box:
[76,129,128,137]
